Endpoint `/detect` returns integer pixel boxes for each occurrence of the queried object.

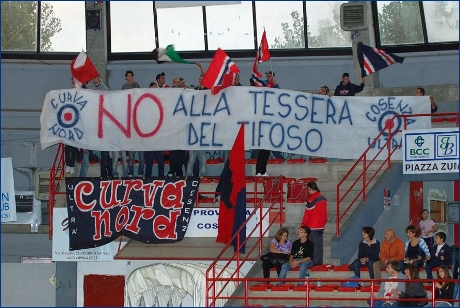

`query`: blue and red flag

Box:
[201,48,239,95]
[251,29,270,86]
[357,42,405,77]
[215,123,247,253]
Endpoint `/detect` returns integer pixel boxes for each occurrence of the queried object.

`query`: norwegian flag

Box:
[251,30,270,86]
[357,42,404,77]
[201,48,239,95]
[70,52,99,85]
[250,71,265,87]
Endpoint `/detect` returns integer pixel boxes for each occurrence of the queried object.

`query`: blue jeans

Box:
[367,299,397,307]
[144,151,165,177]
[278,258,313,284]
[220,150,229,162]
[79,149,90,177]
[272,151,284,159]
[112,151,128,177]
[128,151,144,176]
[351,258,375,278]
[186,150,207,176]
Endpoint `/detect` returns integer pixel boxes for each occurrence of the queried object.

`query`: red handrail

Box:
[48,143,65,239]
[206,276,458,306]
[336,112,459,236]
[205,175,285,307]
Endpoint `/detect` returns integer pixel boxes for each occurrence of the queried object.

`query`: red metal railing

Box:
[48,143,65,239]
[205,176,285,307]
[206,276,458,307]
[336,112,459,236]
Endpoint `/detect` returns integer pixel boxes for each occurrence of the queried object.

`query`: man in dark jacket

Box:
[334,72,365,96]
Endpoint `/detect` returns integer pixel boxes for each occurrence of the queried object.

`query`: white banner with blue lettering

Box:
[40,87,431,159]
[1,157,17,222]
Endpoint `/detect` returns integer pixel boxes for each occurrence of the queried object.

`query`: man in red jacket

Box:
[301,181,328,265]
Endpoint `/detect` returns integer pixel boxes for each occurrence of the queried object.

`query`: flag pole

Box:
[99,78,111,91]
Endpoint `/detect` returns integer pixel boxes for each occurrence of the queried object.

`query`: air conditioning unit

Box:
[340,2,368,31]
[2,191,42,232]
[35,171,51,201]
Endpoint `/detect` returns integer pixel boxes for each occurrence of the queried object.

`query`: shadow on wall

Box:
[330,162,405,265]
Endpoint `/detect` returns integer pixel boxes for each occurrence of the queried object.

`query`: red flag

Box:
[258,30,271,62]
[70,52,99,85]
[251,30,271,80]
[201,48,239,95]
[215,123,246,253]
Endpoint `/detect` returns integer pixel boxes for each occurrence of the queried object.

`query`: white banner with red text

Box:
[40,87,432,159]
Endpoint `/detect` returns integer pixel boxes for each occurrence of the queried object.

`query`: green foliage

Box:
[271,5,351,49]
[1,1,62,51]
[378,1,424,45]
[432,1,459,31]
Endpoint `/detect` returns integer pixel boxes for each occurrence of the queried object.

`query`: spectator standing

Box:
[278,225,314,286]
[334,72,365,96]
[156,72,170,88]
[301,181,327,265]
[64,76,80,175]
[187,63,209,177]
[113,71,139,177]
[144,81,165,177]
[373,228,406,280]
[419,209,438,252]
[87,76,112,177]
[121,70,141,89]
[319,85,330,96]
[414,87,438,113]
[255,70,283,176]
[349,226,380,279]
[168,77,187,176]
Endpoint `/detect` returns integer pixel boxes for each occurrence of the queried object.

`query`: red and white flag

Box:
[251,29,270,84]
[201,48,239,95]
[70,52,99,85]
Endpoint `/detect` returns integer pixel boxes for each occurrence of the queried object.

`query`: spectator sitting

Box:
[425,232,452,281]
[400,225,431,273]
[277,225,314,286]
[261,227,292,282]
[367,260,406,307]
[393,265,427,307]
[373,228,406,281]
[434,265,455,307]
[349,226,380,280]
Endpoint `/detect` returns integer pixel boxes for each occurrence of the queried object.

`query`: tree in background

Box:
[378,1,424,45]
[431,1,459,31]
[1,1,62,51]
[271,3,351,49]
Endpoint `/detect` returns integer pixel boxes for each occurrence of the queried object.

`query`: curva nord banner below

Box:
[40,87,431,159]
[66,177,199,250]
